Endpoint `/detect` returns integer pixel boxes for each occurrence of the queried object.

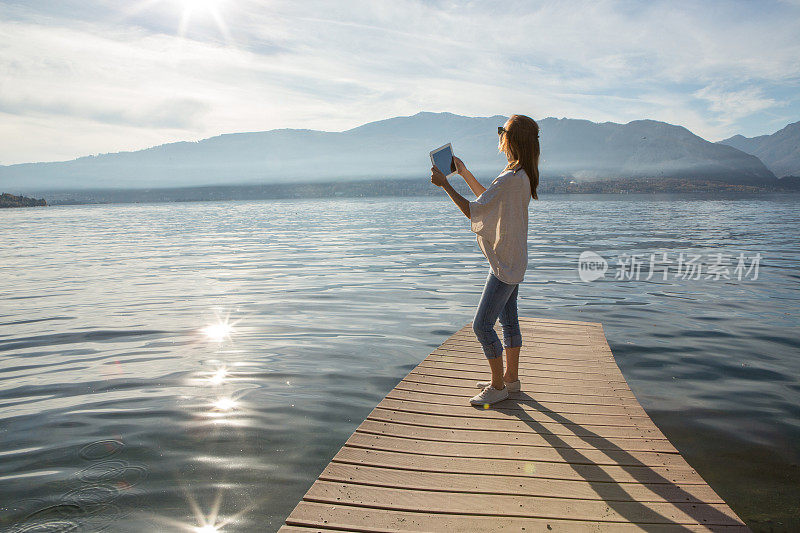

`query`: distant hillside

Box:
[0,111,777,193]
[719,121,800,178]
[536,117,773,184]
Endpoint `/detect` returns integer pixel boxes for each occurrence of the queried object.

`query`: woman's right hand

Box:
[453,156,468,177]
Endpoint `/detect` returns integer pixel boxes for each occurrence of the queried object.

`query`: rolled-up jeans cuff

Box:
[481,339,504,360]
[504,333,523,348]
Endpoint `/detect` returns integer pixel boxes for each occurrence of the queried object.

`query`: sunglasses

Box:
[497,126,507,136]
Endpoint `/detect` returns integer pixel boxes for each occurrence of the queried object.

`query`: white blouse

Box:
[468,166,531,284]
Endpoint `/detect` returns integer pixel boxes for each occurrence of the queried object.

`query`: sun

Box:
[124,0,232,42]
[177,0,230,41]
[182,0,221,8]
[178,0,225,20]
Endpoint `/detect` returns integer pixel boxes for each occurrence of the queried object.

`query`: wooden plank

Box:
[366,409,671,441]
[386,388,645,416]
[429,350,624,372]
[407,368,636,393]
[446,338,596,348]
[436,343,615,360]
[344,432,692,469]
[399,374,641,404]
[318,463,725,503]
[452,327,593,338]
[417,359,628,382]
[301,481,744,525]
[332,447,709,485]
[281,317,750,531]
[280,501,750,532]
[372,398,661,430]
[355,420,680,454]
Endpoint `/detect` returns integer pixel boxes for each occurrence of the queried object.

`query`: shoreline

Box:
[6,177,800,207]
[0,192,47,208]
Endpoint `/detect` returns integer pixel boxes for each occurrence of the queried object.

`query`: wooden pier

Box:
[279,317,749,531]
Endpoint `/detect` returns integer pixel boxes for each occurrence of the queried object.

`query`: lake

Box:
[1,194,798,532]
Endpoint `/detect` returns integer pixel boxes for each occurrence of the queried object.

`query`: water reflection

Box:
[211,397,237,412]
[143,486,228,532]
[207,367,228,386]
[200,319,237,343]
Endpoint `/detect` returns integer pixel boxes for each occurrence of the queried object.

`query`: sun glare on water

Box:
[201,321,235,342]
[207,366,228,385]
[212,397,238,411]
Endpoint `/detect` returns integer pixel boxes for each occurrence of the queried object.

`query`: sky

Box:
[1,0,799,165]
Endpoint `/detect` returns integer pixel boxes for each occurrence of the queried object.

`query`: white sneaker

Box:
[476,379,520,392]
[469,384,509,405]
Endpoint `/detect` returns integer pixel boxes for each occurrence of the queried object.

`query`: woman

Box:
[430,114,540,405]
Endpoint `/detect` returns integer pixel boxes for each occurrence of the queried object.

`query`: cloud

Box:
[0,0,799,164]
[0,95,210,129]
[693,85,780,128]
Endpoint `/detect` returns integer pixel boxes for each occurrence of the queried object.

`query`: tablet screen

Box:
[431,145,456,175]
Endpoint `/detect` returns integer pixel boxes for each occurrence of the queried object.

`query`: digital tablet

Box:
[429,143,458,178]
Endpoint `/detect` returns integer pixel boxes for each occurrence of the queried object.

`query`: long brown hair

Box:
[499,114,540,200]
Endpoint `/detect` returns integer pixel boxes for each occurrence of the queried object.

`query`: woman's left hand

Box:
[430,166,447,187]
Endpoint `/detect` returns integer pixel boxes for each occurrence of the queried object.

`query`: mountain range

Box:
[718,121,800,178]
[1,111,796,194]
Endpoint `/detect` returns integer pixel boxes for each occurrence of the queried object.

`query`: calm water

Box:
[1,194,799,532]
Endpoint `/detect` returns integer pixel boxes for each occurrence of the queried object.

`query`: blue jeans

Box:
[473,271,522,360]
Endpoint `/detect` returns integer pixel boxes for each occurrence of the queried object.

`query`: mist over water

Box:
[1,194,798,531]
